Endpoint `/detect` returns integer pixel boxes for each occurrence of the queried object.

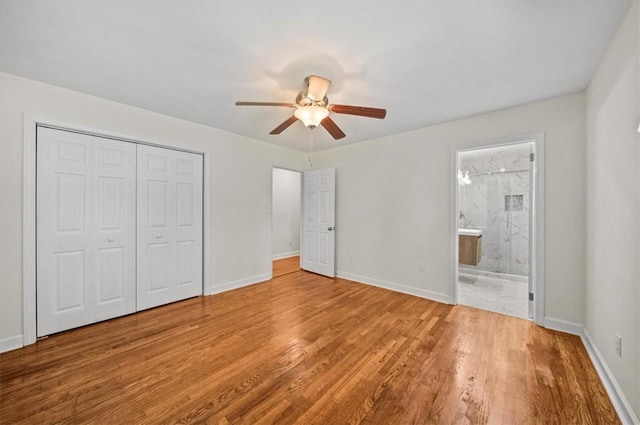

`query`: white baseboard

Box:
[336,271,451,304]
[581,328,639,425]
[271,251,300,261]
[208,273,271,295]
[543,317,583,335]
[1,334,24,353]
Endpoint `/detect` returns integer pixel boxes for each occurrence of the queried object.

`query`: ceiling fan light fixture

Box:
[295,105,329,128]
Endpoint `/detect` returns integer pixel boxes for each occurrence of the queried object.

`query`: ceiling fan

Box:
[235,75,386,140]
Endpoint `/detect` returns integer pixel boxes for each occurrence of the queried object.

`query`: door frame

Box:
[269,166,303,277]
[449,132,545,325]
[22,115,212,346]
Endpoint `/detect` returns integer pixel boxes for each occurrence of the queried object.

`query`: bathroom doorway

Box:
[450,134,545,323]
[271,168,302,278]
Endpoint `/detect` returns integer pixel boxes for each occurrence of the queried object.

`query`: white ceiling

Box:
[0,0,632,152]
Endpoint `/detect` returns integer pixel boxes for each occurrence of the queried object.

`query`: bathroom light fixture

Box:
[463,172,471,185]
[294,105,330,128]
[457,169,472,185]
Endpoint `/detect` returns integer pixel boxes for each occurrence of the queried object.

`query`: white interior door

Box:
[302,168,335,277]
[36,127,136,336]
[136,145,203,310]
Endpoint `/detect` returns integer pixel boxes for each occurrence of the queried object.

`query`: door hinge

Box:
[529,292,534,301]
[530,153,535,162]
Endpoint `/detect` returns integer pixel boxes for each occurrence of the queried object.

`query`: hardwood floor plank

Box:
[272,256,300,278]
[0,272,620,424]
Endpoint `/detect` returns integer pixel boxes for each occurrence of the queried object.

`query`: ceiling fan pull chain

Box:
[307,127,314,167]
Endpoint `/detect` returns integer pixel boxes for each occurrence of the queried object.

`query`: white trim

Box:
[0,335,24,353]
[337,271,451,304]
[34,121,205,154]
[542,317,583,336]
[449,146,459,305]
[203,152,213,295]
[22,114,213,345]
[581,328,640,425]
[272,251,300,261]
[533,135,546,325]
[23,117,37,346]
[450,132,545,325]
[208,273,271,295]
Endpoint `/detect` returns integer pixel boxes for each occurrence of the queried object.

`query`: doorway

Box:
[450,133,545,323]
[271,168,302,277]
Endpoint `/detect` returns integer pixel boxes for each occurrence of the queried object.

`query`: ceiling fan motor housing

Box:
[296,91,328,108]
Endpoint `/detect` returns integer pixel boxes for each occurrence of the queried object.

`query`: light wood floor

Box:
[273,255,301,278]
[0,272,619,424]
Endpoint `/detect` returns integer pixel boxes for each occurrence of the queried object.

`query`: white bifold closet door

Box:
[136,144,203,311]
[37,127,204,336]
[37,127,137,336]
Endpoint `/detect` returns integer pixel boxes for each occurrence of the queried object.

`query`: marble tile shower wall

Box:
[459,148,530,276]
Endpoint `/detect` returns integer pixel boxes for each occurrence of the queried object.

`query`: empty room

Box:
[0,1,638,424]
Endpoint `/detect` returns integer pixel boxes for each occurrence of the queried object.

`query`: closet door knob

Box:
[107,237,115,243]
[156,234,162,239]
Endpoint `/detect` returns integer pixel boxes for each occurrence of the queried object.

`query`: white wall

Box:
[272,168,301,259]
[585,0,640,420]
[310,92,586,324]
[0,72,306,346]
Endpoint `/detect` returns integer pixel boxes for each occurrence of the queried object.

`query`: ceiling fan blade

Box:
[235,101,295,107]
[269,116,299,135]
[306,75,331,101]
[329,104,387,119]
[321,117,346,140]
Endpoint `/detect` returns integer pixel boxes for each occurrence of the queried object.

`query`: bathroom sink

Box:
[459,228,483,237]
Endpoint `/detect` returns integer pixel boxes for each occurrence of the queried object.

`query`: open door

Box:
[302,168,335,277]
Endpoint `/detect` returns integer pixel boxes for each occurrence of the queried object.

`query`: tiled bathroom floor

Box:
[458,272,529,319]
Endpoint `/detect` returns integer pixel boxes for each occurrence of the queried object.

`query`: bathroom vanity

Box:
[459,229,482,266]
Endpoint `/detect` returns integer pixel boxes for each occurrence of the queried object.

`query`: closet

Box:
[36,127,203,336]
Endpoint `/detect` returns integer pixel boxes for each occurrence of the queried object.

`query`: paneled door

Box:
[301,168,335,277]
[36,127,136,336]
[136,145,203,310]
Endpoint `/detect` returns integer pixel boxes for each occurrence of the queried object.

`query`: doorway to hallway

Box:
[271,168,301,277]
